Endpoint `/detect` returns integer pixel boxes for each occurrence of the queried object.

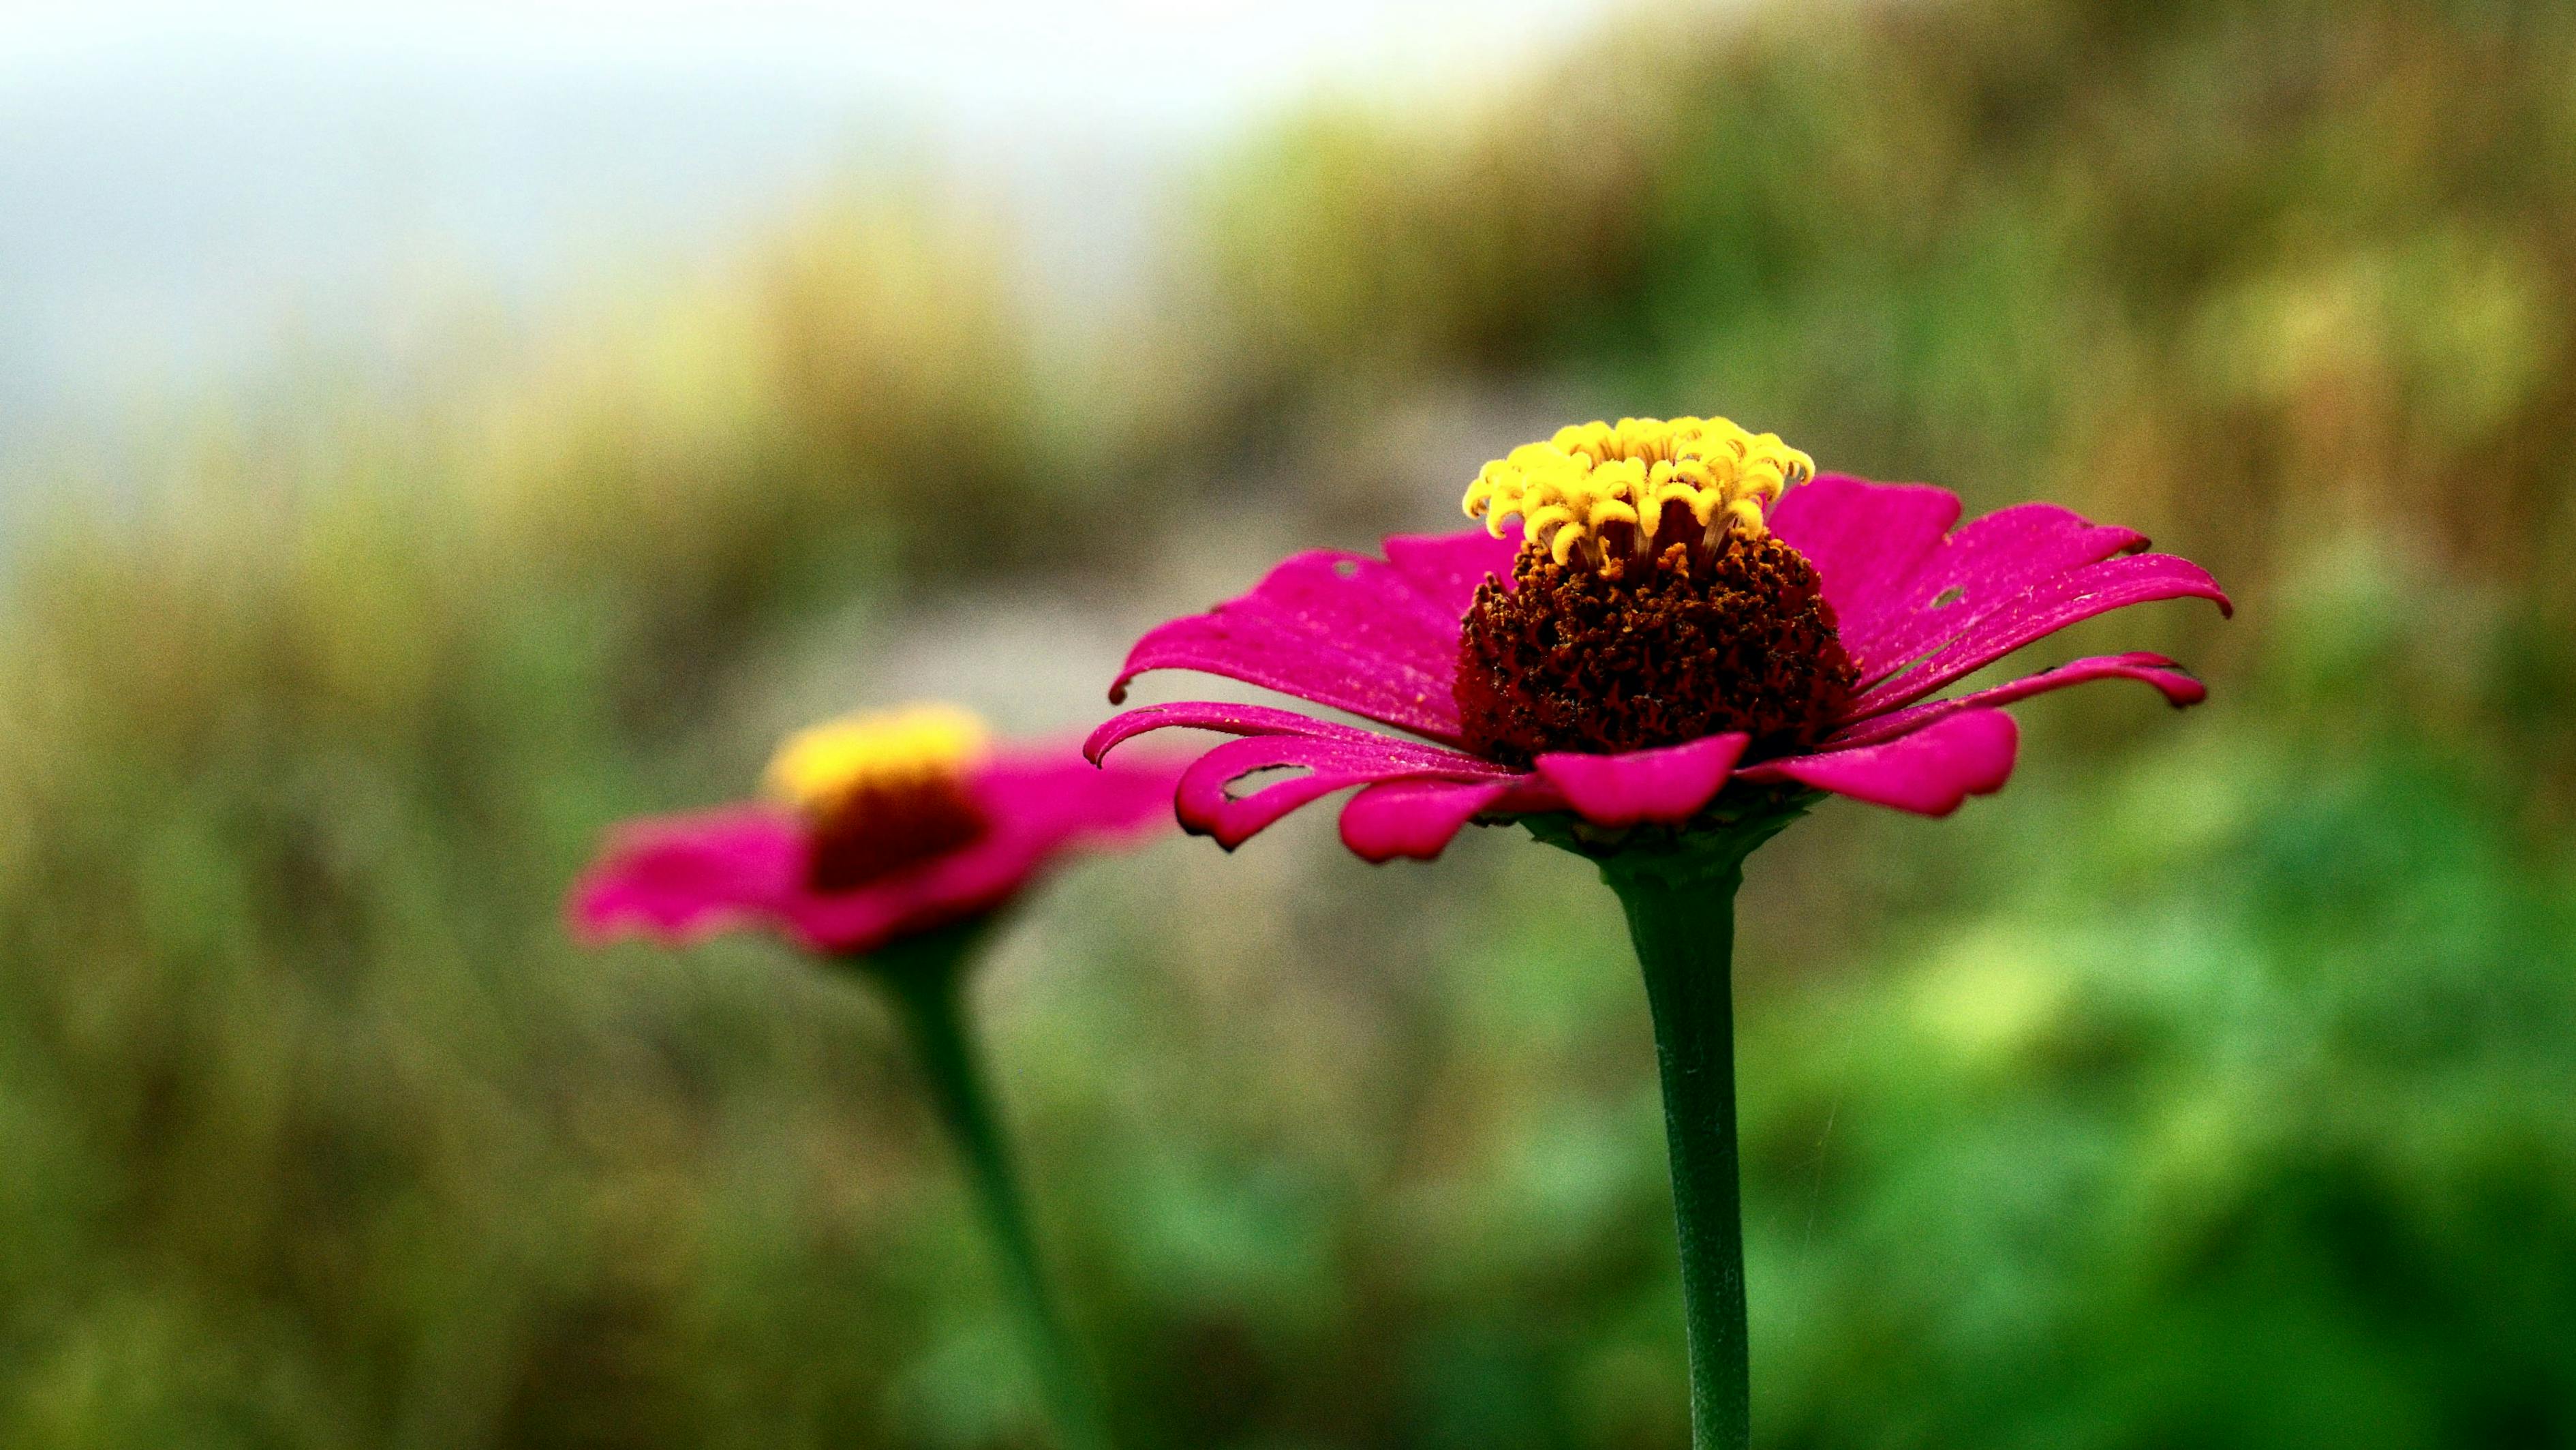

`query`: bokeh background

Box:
[5,0,2575,1445]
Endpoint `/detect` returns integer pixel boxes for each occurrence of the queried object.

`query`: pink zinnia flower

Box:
[1087,419,2230,859]
[1086,416,2229,1450]
[570,704,1172,1450]
[574,704,1175,958]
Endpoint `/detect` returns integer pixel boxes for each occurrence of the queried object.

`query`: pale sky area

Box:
[0,0,1625,426]
[3,1,1614,129]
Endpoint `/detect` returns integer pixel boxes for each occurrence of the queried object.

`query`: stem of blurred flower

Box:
[1603,853,1752,1450]
[872,925,1115,1450]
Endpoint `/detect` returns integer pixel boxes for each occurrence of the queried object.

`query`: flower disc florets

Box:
[1463,417,1815,569]
[1455,417,1858,767]
[763,704,992,891]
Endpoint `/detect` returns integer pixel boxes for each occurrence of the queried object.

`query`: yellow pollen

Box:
[1460,416,1815,571]
[762,704,990,819]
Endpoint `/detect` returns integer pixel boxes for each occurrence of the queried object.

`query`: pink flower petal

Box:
[1381,528,1522,617]
[1171,730,1506,849]
[1833,501,2151,682]
[1089,700,1511,772]
[1847,552,2231,717]
[1830,652,2204,749]
[777,751,1180,952]
[1096,485,2222,858]
[1768,474,1961,649]
[1107,546,1480,742]
[570,749,1180,959]
[772,839,1019,954]
[1338,777,1518,862]
[570,808,804,946]
[1175,740,1390,849]
[1773,481,2228,723]
[969,750,1184,843]
[1088,699,1459,763]
[1738,709,2019,816]
[1532,733,1751,827]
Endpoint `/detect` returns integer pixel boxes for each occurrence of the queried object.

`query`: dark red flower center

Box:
[802,776,989,892]
[1454,530,1858,768]
[763,705,994,894]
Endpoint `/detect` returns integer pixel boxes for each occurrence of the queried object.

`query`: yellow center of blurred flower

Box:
[763,704,992,892]
[1461,417,1815,572]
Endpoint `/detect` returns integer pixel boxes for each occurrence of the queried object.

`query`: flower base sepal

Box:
[1519,783,1817,871]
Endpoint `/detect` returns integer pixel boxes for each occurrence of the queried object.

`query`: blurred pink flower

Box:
[572,736,1176,958]
[1088,472,2231,860]
[570,709,1167,1449]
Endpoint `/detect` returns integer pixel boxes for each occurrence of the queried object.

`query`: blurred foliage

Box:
[2,0,2574,1447]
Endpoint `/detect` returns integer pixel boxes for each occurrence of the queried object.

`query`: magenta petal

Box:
[1739,709,2019,816]
[573,748,1179,960]
[1533,733,1750,827]
[775,753,1176,954]
[1090,700,1512,774]
[1847,552,2232,716]
[1088,700,1381,762]
[1830,652,2204,749]
[1338,777,1517,862]
[1381,527,1522,617]
[1832,501,2151,680]
[1768,474,1961,648]
[1172,730,1503,849]
[1773,481,2228,712]
[1176,740,1376,848]
[570,809,803,944]
[773,843,1011,954]
[1108,546,1477,742]
[968,750,1183,842]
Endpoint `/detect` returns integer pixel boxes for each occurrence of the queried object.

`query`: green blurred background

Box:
[5,0,2575,1445]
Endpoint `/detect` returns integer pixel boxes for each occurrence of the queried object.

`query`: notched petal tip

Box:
[1081,714,1126,766]
[2159,669,2210,707]
[1173,809,1238,851]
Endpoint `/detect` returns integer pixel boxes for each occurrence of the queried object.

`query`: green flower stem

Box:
[1600,852,1751,1450]
[1535,791,1809,1450]
[870,925,1112,1450]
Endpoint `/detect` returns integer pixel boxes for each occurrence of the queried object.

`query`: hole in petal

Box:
[1931,586,1965,608]
[1225,765,1311,801]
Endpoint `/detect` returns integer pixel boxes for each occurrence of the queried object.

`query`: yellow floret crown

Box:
[763,704,990,815]
[1460,416,1815,569]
